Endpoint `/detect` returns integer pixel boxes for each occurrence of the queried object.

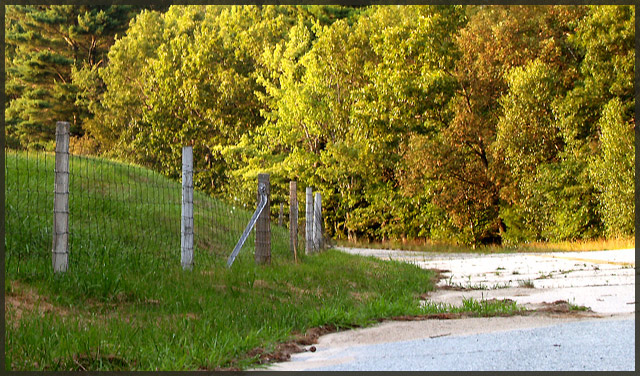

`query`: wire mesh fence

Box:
[5,146,304,276]
[67,154,182,268]
[5,149,55,274]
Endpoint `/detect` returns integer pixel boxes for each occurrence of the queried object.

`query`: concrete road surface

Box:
[267,314,634,371]
[262,247,636,371]
[339,247,636,314]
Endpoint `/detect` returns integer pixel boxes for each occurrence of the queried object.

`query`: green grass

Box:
[6,250,440,370]
[421,297,525,317]
[444,280,512,290]
[517,279,535,288]
[5,151,443,371]
[566,299,590,312]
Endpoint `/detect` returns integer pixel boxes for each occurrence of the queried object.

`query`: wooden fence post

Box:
[255,173,271,265]
[289,181,298,260]
[278,202,284,226]
[181,146,194,270]
[314,192,322,251]
[52,121,70,273]
[305,187,313,254]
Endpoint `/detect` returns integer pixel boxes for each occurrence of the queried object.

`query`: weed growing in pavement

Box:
[421,297,525,317]
[567,299,590,312]
[443,278,512,290]
[518,279,535,288]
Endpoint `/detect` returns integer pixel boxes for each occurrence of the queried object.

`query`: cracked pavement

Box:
[262,247,635,371]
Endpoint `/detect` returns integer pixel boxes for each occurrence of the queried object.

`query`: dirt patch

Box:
[349,291,374,302]
[436,285,467,291]
[418,269,451,299]
[527,300,596,318]
[236,325,340,368]
[428,268,450,285]
[296,325,340,345]
[5,281,72,326]
[285,282,324,298]
[430,268,451,277]
[285,282,311,296]
[253,279,270,289]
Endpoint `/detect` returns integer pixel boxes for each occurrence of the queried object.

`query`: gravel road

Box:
[272,315,634,371]
[262,247,636,371]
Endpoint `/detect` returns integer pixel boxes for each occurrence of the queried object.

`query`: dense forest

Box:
[5,5,635,246]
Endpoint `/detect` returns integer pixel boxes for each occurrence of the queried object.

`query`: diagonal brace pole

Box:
[226,183,268,267]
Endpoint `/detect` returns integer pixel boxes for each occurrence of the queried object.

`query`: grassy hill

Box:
[4,151,438,370]
[5,150,292,279]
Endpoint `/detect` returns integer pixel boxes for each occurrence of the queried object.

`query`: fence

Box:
[5,122,328,275]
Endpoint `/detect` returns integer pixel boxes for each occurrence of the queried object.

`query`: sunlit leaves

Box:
[589,98,635,237]
[31,4,634,244]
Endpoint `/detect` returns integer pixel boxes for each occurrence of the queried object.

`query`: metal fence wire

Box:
[5,146,296,274]
[5,149,55,272]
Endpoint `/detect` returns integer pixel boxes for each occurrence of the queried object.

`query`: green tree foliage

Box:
[558,4,634,152]
[416,6,575,245]
[571,6,635,239]
[5,5,142,150]
[96,5,304,200]
[495,5,634,243]
[17,5,632,244]
[240,5,466,240]
[497,60,563,179]
[589,99,635,237]
[85,9,167,157]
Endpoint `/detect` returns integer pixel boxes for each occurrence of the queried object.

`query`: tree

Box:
[552,5,635,239]
[495,60,567,243]
[589,98,635,237]
[5,5,142,150]
[95,5,299,201]
[246,5,466,240]
[81,9,167,158]
[421,5,588,245]
[47,4,632,245]
[493,5,633,243]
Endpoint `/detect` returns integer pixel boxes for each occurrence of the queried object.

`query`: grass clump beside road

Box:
[421,298,525,317]
[5,152,437,371]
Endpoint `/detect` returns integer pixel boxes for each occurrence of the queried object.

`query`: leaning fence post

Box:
[305,187,313,254]
[52,121,70,273]
[289,181,298,260]
[181,146,194,270]
[255,173,271,265]
[313,192,323,251]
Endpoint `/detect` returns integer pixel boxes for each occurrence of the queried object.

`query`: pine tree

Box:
[5,5,142,149]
